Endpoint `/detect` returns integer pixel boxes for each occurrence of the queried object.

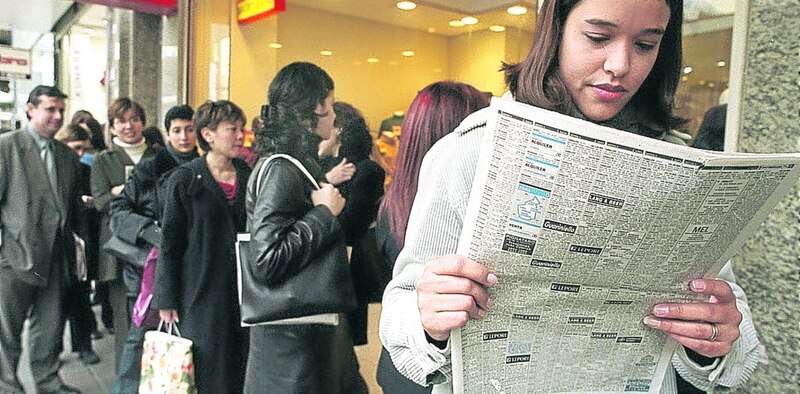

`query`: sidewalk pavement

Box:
[18,309,118,394]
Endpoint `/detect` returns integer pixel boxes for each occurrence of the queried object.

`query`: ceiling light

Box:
[683,66,693,74]
[698,80,706,85]
[268,42,282,49]
[367,57,379,63]
[708,82,716,88]
[449,20,465,27]
[427,27,437,33]
[716,61,726,67]
[396,1,417,11]
[507,5,528,15]
[320,50,333,56]
[401,50,415,57]
[489,25,506,32]
[461,16,478,25]
[681,76,689,82]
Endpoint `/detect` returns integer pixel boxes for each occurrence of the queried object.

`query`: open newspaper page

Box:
[451,98,800,394]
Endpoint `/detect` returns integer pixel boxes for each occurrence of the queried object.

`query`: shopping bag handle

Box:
[156,320,182,337]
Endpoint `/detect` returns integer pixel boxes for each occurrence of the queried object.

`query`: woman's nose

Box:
[603,42,631,78]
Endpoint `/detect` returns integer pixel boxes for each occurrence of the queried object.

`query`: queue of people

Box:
[0,0,764,393]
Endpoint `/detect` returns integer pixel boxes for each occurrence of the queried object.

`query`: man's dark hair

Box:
[26,85,68,105]
[164,104,194,130]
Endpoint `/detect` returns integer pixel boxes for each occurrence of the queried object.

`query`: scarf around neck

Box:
[113,137,148,164]
[166,143,199,165]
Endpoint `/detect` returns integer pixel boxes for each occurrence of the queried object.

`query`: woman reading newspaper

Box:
[378,0,762,393]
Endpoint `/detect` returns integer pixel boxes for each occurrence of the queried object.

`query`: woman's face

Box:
[203,120,244,159]
[557,0,670,121]
[167,118,197,154]
[112,108,144,144]
[313,91,337,140]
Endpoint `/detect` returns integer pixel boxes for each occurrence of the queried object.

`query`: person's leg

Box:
[28,264,67,392]
[95,281,114,332]
[69,280,95,354]
[112,297,147,394]
[245,325,320,394]
[0,269,35,393]
[108,279,130,367]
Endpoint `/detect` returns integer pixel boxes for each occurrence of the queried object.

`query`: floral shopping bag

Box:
[139,321,197,394]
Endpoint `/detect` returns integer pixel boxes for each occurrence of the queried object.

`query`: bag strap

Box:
[254,153,321,199]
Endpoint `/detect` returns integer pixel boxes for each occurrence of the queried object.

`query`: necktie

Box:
[41,141,57,191]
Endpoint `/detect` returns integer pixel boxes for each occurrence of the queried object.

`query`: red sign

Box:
[237,0,286,25]
[75,0,177,16]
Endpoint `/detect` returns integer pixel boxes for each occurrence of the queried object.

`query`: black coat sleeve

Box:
[108,160,160,246]
[338,161,385,245]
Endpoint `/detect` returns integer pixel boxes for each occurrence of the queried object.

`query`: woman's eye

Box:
[585,33,609,43]
[636,41,657,52]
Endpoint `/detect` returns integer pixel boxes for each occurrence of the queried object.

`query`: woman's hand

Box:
[81,195,94,207]
[644,279,742,358]
[416,254,497,341]
[311,183,345,216]
[159,309,179,324]
[111,184,125,196]
[325,158,356,185]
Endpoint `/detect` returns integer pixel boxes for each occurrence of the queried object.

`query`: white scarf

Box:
[113,137,148,164]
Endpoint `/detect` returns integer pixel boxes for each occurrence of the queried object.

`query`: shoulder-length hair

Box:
[379,81,490,247]
[502,0,684,134]
[254,62,334,159]
[333,102,372,163]
[107,97,146,128]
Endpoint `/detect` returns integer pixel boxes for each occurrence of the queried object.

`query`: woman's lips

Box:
[592,84,626,101]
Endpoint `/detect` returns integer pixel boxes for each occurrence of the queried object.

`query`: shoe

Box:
[79,350,100,365]
[41,385,82,394]
[90,330,103,340]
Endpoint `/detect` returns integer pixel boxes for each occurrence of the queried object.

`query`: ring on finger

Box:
[707,322,719,342]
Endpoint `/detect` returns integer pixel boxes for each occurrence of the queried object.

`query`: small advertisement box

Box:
[0,46,32,80]
[237,0,286,25]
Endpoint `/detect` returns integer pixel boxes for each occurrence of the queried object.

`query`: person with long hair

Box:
[245,62,367,393]
[153,100,250,393]
[379,1,761,393]
[376,81,489,393]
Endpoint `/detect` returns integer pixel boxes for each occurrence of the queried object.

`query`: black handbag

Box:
[235,154,357,326]
[102,234,150,268]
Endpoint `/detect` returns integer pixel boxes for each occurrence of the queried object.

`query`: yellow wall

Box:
[191,3,535,131]
[275,5,449,131]
[448,30,507,96]
[228,2,279,124]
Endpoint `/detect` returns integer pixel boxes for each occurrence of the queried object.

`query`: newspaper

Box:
[451,98,800,394]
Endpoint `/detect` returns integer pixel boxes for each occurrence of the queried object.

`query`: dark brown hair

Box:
[193,100,246,151]
[107,97,146,128]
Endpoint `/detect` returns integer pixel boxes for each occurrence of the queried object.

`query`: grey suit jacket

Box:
[0,127,81,286]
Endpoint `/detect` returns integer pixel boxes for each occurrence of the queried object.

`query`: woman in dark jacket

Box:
[320,102,386,345]
[245,62,367,394]
[108,104,197,394]
[153,100,250,393]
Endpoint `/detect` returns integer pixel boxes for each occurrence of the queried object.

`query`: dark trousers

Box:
[0,266,66,393]
[107,279,131,368]
[113,296,149,394]
[63,279,97,353]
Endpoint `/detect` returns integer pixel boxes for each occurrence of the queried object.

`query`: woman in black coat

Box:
[153,100,250,393]
[320,102,386,345]
[245,62,367,394]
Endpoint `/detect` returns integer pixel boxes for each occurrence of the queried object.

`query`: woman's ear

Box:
[201,127,214,145]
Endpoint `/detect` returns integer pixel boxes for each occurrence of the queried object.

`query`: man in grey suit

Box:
[0,86,82,394]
